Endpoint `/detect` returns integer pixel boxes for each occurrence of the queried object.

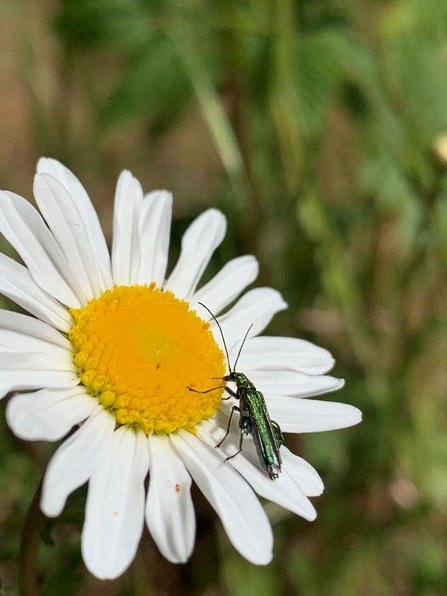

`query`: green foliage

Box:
[100,33,193,133]
[2,0,447,594]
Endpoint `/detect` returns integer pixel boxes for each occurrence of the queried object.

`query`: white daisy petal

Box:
[146,434,195,563]
[242,369,345,398]
[0,351,74,372]
[112,171,143,286]
[0,190,83,306]
[34,174,104,300]
[82,428,149,581]
[0,370,79,399]
[0,331,70,365]
[6,387,96,441]
[41,408,115,517]
[280,447,325,497]
[215,288,287,345]
[0,320,73,367]
[198,419,317,520]
[171,429,273,565]
[0,310,72,351]
[0,312,77,390]
[265,395,362,432]
[0,253,71,332]
[190,255,259,317]
[235,336,336,375]
[37,158,113,291]
[137,191,172,287]
[165,209,226,299]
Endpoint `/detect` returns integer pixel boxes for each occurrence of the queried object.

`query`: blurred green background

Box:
[1,0,447,594]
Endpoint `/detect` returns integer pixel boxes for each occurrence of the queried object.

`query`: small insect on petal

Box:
[189,303,283,480]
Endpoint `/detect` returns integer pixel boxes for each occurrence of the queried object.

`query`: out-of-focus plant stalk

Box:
[170,21,254,219]
[270,0,303,194]
[433,192,447,274]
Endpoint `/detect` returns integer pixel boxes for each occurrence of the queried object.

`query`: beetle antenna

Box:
[197,302,232,373]
[233,324,253,371]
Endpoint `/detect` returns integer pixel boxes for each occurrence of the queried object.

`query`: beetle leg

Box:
[216,405,240,448]
[221,385,238,400]
[224,415,250,461]
[187,385,226,394]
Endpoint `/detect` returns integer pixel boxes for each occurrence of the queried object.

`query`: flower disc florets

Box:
[69,283,226,434]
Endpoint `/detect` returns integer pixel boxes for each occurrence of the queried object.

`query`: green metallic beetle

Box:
[189,303,284,480]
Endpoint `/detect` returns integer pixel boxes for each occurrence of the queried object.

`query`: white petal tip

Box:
[297,500,318,522]
[344,405,362,426]
[40,501,63,518]
[36,157,47,172]
[118,169,133,182]
[165,554,189,564]
[201,208,227,230]
[83,565,119,582]
[248,551,274,566]
[82,549,134,581]
[144,189,173,201]
[36,156,59,173]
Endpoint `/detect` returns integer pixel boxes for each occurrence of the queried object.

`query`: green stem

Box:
[18,478,46,596]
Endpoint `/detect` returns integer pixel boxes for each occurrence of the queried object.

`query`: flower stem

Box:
[18,478,46,596]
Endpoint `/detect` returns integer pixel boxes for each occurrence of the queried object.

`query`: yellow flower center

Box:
[69,284,226,435]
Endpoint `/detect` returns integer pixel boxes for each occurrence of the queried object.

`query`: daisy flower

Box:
[0,159,361,580]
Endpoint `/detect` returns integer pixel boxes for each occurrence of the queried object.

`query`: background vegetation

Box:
[1,0,447,594]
